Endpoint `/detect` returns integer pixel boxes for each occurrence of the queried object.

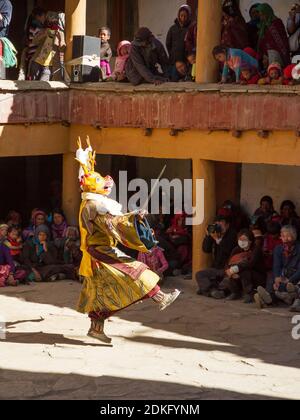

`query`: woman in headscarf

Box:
[22,209,48,241]
[247,3,261,49]
[167,4,192,65]
[257,3,290,67]
[221,0,250,49]
[22,224,75,282]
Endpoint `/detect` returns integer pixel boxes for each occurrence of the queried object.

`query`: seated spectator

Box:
[263,221,282,273]
[22,224,75,282]
[287,3,300,58]
[6,210,22,230]
[125,27,169,86]
[51,208,68,250]
[63,226,82,268]
[257,3,290,68]
[219,229,266,303]
[0,242,17,287]
[0,236,27,286]
[138,244,169,282]
[213,45,258,83]
[218,200,250,232]
[168,60,189,82]
[196,215,237,297]
[258,63,283,85]
[240,65,260,84]
[221,0,250,49]
[246,3,261,50]
[253,195,278,228]
[111,40,131,82]
[279,200,300,237]
[23,209,48,241]
[166,213,191,272]
[166,4,192,66]
[255,225,300,308]
[99,26,112,79]
[4,227,22,262]
[0,223,8,243]
[253,229,264,248]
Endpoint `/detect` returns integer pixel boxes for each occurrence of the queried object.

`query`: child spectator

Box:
[138,245,169,282]
[283,64,297,85]
[213,45,258,83]
[258,63,283,85]
[4,227,23,262]
[99,26,112,80]
[168,60,188,82]
[111,40,131,81]
[240,65,260,84]
[166,4,192,65]
[0,223,8,243]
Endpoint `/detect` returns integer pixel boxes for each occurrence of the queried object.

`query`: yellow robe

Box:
[77,199,159,315]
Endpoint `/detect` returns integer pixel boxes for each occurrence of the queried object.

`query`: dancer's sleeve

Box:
[103,213,152,253]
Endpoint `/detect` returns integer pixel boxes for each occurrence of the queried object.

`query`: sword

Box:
[141,165,167,212]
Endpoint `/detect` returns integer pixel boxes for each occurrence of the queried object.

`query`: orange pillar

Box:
[65,0,87,63]
[192,159,216,278]
[196,0,222,83]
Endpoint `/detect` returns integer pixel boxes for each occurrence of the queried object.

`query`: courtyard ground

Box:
[0,277,299,400]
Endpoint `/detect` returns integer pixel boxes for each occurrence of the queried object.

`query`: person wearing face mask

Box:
[287,3,300,57]
[125,27,169,86]
[221,0,250,50]
[255,225,300,309]
[218,229,266,303]
[196,215,237,297]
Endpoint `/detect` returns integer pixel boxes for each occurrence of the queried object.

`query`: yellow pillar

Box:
[65,0,87,63]
[192,159,216,278]
[62,152,81,226]
[196,0,223,83]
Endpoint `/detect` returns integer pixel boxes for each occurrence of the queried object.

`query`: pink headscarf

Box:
[113,41,131,77]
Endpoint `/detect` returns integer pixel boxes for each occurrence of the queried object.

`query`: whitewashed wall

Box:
[138,0,184,46]
[241,164,300,215]
[86,0,107,37]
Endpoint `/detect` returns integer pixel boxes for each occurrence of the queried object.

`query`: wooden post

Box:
[196,0,223,83]
[192,159,216,278]
[65,0,87,63]
[62,152,81,225]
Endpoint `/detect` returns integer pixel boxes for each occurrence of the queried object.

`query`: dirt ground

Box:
[0,277,299,400]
